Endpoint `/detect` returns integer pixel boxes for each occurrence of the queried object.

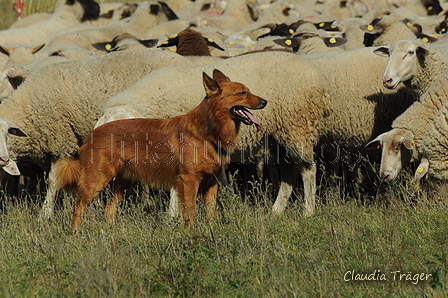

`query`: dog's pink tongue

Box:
[243,110,262,131]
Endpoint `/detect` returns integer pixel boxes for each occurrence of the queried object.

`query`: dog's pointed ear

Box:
[212,69,230,84]
[203,72,221,96]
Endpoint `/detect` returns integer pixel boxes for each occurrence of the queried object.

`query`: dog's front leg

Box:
[200,175,218,219]
[178,174,200,228]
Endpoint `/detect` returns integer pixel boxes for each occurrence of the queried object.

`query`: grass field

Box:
[0,170,447,297]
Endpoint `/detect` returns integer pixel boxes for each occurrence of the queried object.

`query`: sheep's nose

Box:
[381,173,393,182]
[383,77,393,87]
[0,157,9,166]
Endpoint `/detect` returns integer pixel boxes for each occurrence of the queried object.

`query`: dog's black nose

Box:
[259,99,268,109]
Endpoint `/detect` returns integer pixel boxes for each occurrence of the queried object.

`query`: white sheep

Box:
[415,92,448,184]
[361,14,417,47]
[0,0,100,45]
[45,1,178,51]
[88,45,425,217]
[57,51,332,219]
[0,49,214,219]
[359,39,446,181]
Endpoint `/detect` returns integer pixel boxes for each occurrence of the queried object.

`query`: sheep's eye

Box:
[407,51,415,56]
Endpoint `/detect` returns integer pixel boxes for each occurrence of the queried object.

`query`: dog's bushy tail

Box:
[51,157,80,191]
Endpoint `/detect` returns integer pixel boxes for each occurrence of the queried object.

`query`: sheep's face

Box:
[367,129,414,182]
[374,40,429,90]
[0,119,28,175]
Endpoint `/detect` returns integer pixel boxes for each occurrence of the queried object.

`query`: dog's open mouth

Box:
[231,106,262,131]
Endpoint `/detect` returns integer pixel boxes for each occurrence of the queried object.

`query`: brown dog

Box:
[54,69,267,231]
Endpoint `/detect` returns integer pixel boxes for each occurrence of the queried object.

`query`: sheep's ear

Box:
[30,44,45,54]
[273,38,300,52]
[416,45,429,57]
[204,38,225,51]
[360,23,384,34]
[0,45,11,56]
[202,72,221,96]
[213,69,230,84]
[399,130,415,150]
[373,46,390,57]
[413,157,429,182]
[322,37,347,47]
[7,121,27,137]
[158,37,179,48]
[2,159,20,176]
[314,21,338,31]
[94,116,106,129]
[158,1,179,20]
[139,38,159,48]
[99,10,114,19]
[417,33,438,43]
[365,132,387,149]
[92,42,115,52]
[6,68,26,89]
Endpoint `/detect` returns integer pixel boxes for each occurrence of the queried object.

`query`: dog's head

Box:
[202,69,267,131]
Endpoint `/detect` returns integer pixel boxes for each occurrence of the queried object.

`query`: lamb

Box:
[0,0,100,45]
[45,1,178,51]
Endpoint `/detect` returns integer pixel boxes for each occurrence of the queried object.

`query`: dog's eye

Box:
[238,91,247,95]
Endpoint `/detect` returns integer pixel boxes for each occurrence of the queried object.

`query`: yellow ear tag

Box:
[331,25,337,29]
[330,32,336,36]
[163,41,169,44]
[406,22,412,28]
[208,38,214,43]
[260,5,266,10]
[169,48,176,52]
[428,6,433,10]
[329,37,336,44]
[411,140,415,146]
[239,32,244,35]
[289,29,294,34]
[367,25,374,31]
[229,41,235,45]
[247,42,252,47]
[5,161,11,167]
[319,22,325,27]
[105,44,112,50]
[285,39,292,46]
[422,37,429,43]
[179,20,185,24]
[432,34,439,38]
[416,167,424,173]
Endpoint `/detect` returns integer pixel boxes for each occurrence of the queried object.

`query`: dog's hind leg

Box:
[200,175,219,219]
[71,171,113,232]
[178,174,200,228]
[104,178,133,224]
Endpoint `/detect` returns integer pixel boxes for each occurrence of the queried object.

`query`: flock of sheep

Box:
[0,0,448,221]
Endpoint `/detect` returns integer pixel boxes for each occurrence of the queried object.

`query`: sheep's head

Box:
[0,118,28,175]
[366,129,414,182]
[374,40,429,89]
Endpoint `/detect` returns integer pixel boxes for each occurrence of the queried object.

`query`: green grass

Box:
[0,172,447,297]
